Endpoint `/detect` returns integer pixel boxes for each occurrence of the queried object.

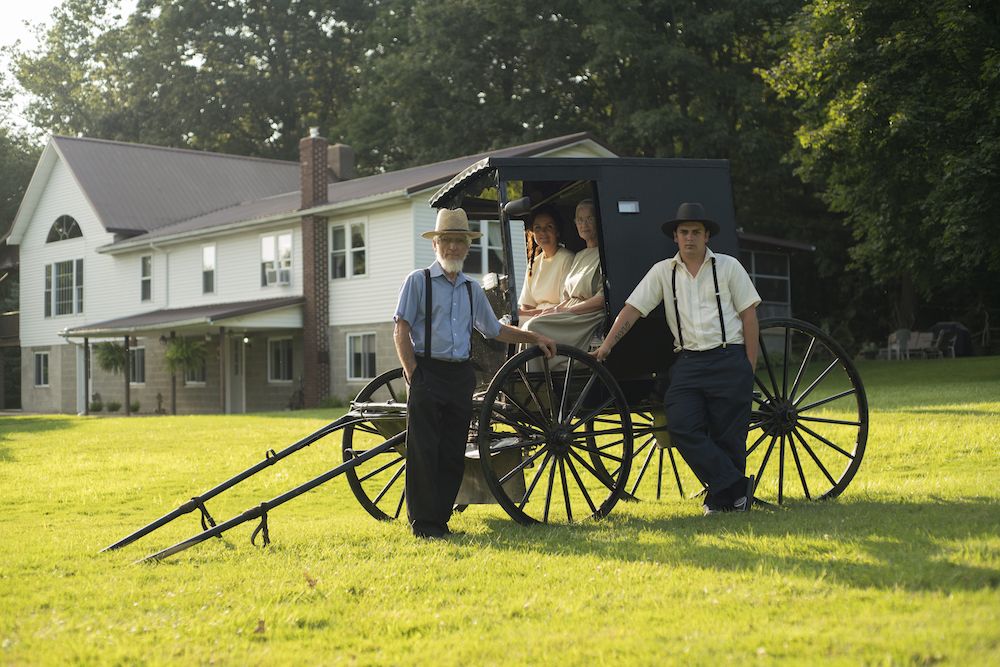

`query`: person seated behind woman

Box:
[520,199,605,353]
[519,206,575,318]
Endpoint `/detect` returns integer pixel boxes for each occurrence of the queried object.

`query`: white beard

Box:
[436,252,465,274]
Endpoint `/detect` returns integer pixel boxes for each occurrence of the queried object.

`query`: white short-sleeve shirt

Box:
[626,249,761,352]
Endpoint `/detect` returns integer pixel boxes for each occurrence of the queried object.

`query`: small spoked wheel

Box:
[749,318,869,503]
[343,368,409,521]
[476,344,633,525]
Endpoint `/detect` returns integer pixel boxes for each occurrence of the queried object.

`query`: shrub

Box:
[89,401,103,412]
[106,401,121,412]
[129,401,140,413]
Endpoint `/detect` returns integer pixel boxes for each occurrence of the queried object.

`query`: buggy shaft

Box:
[136,430,406,564]
[101,412,374,553]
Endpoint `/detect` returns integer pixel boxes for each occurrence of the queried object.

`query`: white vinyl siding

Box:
[347,332,376,381]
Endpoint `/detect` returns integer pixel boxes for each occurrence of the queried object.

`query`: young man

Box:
[592,202,761,514]
[393,208,556,538]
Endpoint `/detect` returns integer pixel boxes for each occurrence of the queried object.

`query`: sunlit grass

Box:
[1,357,998,664]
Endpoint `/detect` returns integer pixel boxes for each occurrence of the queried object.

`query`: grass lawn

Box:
[1,357,998,665]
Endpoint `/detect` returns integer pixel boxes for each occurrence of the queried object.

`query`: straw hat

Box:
[661,202,720,236]
[421,208,482,240]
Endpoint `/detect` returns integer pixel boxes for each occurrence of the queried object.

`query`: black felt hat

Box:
[661,202,720,236]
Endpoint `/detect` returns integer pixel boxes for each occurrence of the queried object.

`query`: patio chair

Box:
[884,329,911,360]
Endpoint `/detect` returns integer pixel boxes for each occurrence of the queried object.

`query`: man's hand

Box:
[535,333,557,358]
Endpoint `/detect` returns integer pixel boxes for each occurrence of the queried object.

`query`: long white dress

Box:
[520,247,605,352]
[518,247,575,311]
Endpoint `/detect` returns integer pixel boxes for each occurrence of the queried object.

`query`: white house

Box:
[6,131,616,414]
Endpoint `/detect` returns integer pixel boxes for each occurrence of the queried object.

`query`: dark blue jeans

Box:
[405,357,476,530]
[664,345,754,498]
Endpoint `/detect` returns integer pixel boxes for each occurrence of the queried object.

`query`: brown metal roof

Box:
[60,297,304,337]
[109,132,607,246]
[53,136,301,235]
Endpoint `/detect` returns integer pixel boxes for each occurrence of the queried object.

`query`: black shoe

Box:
[411,521,446,539]
[733,475,755,512]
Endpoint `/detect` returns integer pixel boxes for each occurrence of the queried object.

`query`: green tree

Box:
[13,0,369,159]
[0,69,41,238]
[764,0,1000,329]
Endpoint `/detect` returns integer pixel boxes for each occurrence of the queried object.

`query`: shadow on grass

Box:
[893,407,999,416]
[472,498,1000,593]
[0,416,78,462]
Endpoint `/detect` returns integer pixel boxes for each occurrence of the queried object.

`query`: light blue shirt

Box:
[394,262,502,361]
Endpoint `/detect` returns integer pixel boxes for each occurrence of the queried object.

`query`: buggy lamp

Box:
[617,200,640,214]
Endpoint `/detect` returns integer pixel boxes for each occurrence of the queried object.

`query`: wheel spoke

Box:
[667,447,684,497]
[746,429,770,456]
[629,438,657,496]
[792,359,839,407]
[788,435,811,500]
[372,465,406,505]
[565,457,598,514]
[569,396,617,431]
[541,356,557,422]
[778,434,786,504]
[757,331,782,400]
[782,325,791,398]
[788,335,817,401]
[568,448,620,495]
[754,434,778,484]
[558,357,574,422]
[570,440,624,464]
[498,445,549,486]
[797,388,857,414]
[515,369,549,423]
[559,458,573,523]
[487,406,545,437]
[498,387,547,431]
[489,434,548,452]
[564,371,600,424]
[358,455,405,483]
[386,381,400,403]
[543,455,558,522]
[797,415,862,427]
[795,422,856,459]
[791,428,838,487]
[519,451,552,510]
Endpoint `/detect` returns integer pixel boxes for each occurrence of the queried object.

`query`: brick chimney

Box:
[299,128,330,408]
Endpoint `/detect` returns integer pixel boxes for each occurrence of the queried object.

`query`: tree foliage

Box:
[764,0,1000,326]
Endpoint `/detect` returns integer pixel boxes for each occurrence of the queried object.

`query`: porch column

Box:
[83,337,90,416]
[218,327,226,414]
[124,335,131,416]
[169,331,177,415]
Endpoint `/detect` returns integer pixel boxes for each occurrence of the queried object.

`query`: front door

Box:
[226,336,245,413]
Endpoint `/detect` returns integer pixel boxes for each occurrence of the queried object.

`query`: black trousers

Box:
[664,345,754,497]
[405,357,476,529]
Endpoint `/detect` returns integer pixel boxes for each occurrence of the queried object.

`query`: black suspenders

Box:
[422,268,474,360]
[670,256,727,350]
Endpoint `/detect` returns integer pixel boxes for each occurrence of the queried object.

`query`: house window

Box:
[202,245,216,294]
[34,352,49,386]
[330,221,367,279]
[44,259,84,316]
[740,250,791,319]
[184,358,207,384]
[462,220,503,275]
[129,347,146,384]
[261,232,292,286]
[46,215,82,243]
[267,338,293,382]
[347,333,376,381]
[140,255,152,301]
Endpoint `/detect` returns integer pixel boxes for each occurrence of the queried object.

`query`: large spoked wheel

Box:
[749,318,868,503]
[476,344,633,525]
[343,368,408,521]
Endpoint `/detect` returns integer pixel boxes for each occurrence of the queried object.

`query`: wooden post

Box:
[218,327,226,414]
[169,331,177,415]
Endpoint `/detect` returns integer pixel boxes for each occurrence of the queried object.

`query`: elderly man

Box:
[394,208,556,538]
[593,202,761,514]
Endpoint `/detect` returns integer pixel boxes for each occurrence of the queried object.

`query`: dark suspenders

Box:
[422,268,474,360]
[670,256,727,350]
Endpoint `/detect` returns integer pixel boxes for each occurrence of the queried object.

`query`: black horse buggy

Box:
[105,157,868,562]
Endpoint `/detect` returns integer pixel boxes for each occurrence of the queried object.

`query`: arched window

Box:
[46,215,82,243]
